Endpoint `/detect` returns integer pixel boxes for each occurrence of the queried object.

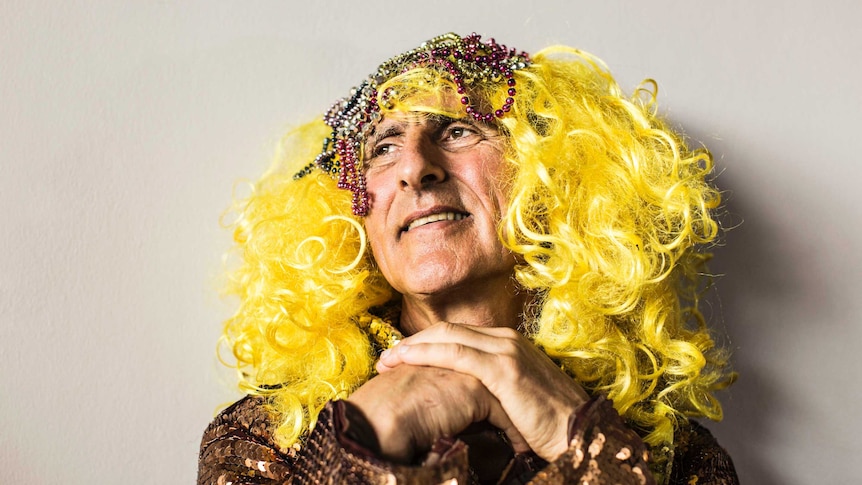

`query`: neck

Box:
[398,276,530,335]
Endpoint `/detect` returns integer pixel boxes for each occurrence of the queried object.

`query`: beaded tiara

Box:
[293,32,531,216]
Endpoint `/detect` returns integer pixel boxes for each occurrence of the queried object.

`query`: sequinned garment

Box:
[197,393,738,484]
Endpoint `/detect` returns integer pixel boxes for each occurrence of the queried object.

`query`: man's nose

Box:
[398,137,446,190]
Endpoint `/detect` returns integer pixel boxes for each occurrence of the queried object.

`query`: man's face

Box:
[362,113,517,298]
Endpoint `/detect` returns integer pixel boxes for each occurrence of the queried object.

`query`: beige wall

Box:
[2,1,859,483]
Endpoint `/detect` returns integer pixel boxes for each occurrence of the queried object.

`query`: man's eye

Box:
[446,125,476,140]
[372,144,393,157]
[440,123,485,147]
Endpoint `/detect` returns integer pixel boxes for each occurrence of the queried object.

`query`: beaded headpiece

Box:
[293,32,531,216]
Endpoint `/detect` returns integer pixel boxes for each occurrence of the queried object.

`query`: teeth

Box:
[406,212,466,231]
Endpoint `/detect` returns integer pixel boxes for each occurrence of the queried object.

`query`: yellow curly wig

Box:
[220,41,733,451]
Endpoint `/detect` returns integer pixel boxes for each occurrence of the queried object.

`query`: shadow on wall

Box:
[700,160,804,485]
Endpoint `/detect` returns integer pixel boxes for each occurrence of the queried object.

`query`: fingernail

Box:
[397,344,410,354]
[381,349,390,359]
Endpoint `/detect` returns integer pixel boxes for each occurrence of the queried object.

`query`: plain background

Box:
[2,1,860,483]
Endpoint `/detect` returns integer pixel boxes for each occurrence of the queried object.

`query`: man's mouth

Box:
[404,212,469,232]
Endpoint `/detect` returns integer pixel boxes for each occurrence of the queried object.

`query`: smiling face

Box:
[363,112,517,299]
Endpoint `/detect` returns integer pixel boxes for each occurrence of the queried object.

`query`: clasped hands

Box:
[347,322,589,464]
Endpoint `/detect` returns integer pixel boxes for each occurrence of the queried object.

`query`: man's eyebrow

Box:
[365,115,471,148]
[367,124,404,146]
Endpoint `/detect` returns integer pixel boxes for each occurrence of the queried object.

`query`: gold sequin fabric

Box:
[666,421,738,485]
[197,393,736,484]
[524,395,653,485]
[198,396,469,485]
[357,308,404,358]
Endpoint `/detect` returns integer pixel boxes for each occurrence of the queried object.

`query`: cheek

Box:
[364,213,395,276]
[473,154,509,208]
[364,215,385,256]
[465,173,509,220]
[364,169,395,206]
[363,175,393,253]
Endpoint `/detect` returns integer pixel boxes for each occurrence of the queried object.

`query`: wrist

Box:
[346,394,416,464]
[336,400,382,456]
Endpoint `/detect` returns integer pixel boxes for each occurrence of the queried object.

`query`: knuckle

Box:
[451,343,467,359]
[440,321,459,335]
[498,339,521,360]
[496,350,522,374]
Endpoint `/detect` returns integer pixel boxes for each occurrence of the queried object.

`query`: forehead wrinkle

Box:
[366,114,433,146]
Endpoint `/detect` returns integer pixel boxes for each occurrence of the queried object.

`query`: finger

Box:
[375,350,400,372]
[375,322,523,374]
[378,342,501,391]
[396,321,520,355]
[378,339,588,418]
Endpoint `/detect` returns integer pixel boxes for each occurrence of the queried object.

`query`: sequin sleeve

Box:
[526,395,656,484]
[198,394,727,484]
[197,396,472,484]
[666,421,739,485]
